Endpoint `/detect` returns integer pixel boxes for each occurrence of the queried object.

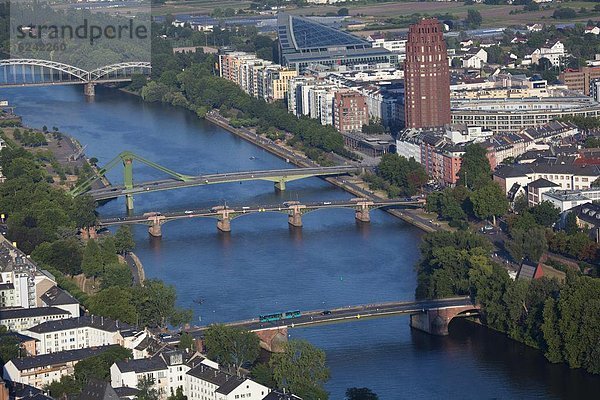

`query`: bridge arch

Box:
[0,58,90,82]
[89,62,151,81]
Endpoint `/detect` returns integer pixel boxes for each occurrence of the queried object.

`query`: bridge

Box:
[182,297,480,352]
[0,59,151,96]
[93,198,425,237]
[72,151,362,210]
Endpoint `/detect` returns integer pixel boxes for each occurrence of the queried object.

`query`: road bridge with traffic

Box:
[182,297,480,352]
[71,151,363,210]
[94,198,425,237]
[0,59,151,96]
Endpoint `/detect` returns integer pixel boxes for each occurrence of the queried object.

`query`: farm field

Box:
[152,0,600,29]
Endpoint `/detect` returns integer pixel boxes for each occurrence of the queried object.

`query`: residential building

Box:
[530,40,565,67]
[404,19,451,129]
[333,90,368,133]
[0,307,71,332]
[3,345,118,388]
[0,239,56,309]
[111,350,272,400]
[277,14,396,73]
[185,363,269,400]
[493,163,600,195]
[572,203,600,242]
[39,286,80,318]
[111,350,208,398]
[542,187,600,212]
[462,48,488,69]
[559,66,600,95]
[22,316,143,355]
[527,178,560,206]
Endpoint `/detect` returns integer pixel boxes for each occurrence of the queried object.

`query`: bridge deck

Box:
[184,297,476,336]
[88,165,361,200]
[98,199,425,226]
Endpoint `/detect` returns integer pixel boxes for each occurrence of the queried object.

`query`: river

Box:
[2,85,599,399]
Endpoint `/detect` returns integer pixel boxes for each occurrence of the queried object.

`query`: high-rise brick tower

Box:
[404,19,451,129]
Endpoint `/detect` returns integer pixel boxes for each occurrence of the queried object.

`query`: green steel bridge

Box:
[72,151,362,210]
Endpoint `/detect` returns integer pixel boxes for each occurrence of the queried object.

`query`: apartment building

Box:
[0,307,71,332]
[333,90,369,134]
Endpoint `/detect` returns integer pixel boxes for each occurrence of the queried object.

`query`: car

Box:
[322,310,332,315]
[184,210,193,214]
[323,202,332,205]
[242,206,250,210]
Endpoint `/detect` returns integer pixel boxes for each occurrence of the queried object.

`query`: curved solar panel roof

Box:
[278,14,368,51]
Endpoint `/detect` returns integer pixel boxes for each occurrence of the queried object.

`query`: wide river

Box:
[3,86,599,399]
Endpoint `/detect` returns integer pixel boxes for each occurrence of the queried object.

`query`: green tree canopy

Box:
[346,387,379,400]
[270,340,330,400]
[204,325,259,372]
[470,182,509,224]
[457,144,492,190]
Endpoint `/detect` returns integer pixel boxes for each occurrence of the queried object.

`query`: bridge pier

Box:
[84,82,95,97]
[274,180,286,191]
[255,327,288,353]
[148,222,162,237]
[355,201,372,223]
[217,218,231,232]
[125,195,134,211]
[147,215,166,237]
[409,305,479,336]
[288,206,303,228]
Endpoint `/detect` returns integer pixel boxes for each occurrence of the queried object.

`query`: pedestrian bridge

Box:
[182,297,480,352]
[93,198,425,237]
[71,151,363,210]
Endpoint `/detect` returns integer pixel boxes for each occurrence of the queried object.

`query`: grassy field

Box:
[152,0,600,29]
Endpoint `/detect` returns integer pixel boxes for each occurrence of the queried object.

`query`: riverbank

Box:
[125,252,145,286]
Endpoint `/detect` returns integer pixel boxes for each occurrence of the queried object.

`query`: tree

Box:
[553,7,577,19]
[513,192,529,214]
[346,387,379,400]
[82,239,104,278]
[0,335,20,365]
[115,225,135,254]
[251,363,276,387]
[136,376,161,400]
[470,182,509,225]
[132,280,192,327]
[506,227,547,263]
[465,9,483,28]
[376,154,427,196]
[337,7,349,16]
[530,201,560,227]
[564,211,579,235]
[31,238,83,276]
[178,332,195,352]
[457,144,492,190]
[100,263,133,290]
[87,287,138,324]
[129,74,148,92]
[45,376,82,398]
[270,340,330,399]
[74,346,132,387]
[167,387,187,400]
[204,325,260,372]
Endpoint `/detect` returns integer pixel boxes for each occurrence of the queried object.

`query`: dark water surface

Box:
[3,85,598,399]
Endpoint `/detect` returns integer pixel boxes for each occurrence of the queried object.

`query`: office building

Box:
[404,19,451,129]
[277,14,396,72]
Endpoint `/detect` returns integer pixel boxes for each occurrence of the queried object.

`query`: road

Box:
[185,297,476,336]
